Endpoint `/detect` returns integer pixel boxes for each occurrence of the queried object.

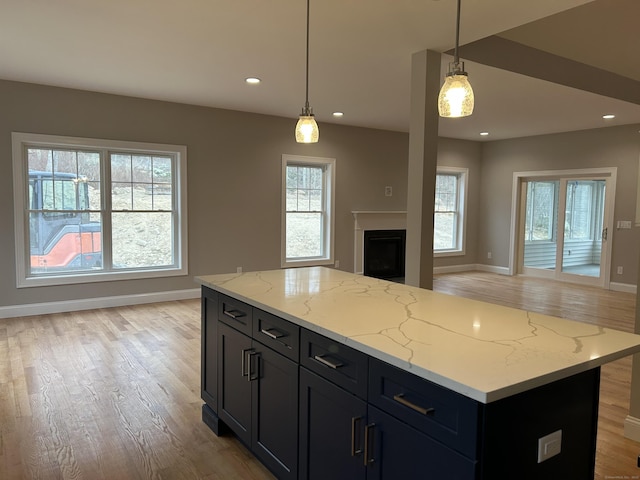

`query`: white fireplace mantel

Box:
[352,211,407,274]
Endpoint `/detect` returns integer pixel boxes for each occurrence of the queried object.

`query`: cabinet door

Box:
[251,343,298,480]
[299,368,367,480]
[218,322,252,445]
[366,405,477,480]
[201,288,218,410]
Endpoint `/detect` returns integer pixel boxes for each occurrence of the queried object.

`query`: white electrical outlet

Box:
[384,186,393,197]
[617,266,623,275]
[487,252,492,259]
[537,430,562,463]
[236,266,243,273]
[335,260,340,269]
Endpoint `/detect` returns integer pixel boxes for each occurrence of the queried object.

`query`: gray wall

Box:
[0,79,408,308]
[433,137,482,269]
[1,78,637,309]
[479,124,640,285]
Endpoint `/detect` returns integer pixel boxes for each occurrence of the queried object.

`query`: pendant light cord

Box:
[304,0,311,111]
[453,0,461,64]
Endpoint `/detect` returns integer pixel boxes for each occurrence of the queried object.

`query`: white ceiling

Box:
[1,0,639,141]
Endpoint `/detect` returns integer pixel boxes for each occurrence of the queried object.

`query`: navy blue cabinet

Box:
[299,368,367,480]
[216,300,299,480]
[201,286,601,480]
[367,405,476,480]
[201,288,218,410]
[218,321,253,444]
[252,342,298,480]
[298,336,478,480]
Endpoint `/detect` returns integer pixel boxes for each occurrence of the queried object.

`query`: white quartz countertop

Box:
[196,267,640,403]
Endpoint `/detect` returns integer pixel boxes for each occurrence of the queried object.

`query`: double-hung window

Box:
[12,133,188,287]
[434,167,468,255]
[281,154,335,267]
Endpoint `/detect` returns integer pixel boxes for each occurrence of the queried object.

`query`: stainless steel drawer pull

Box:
[260,328,285,339]
[313,354,344,369]
[223,309,246,320]
[393,393,435,415]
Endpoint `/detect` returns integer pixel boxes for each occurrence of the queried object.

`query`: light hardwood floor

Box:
[0,272,638,479]
[0,300,274,480]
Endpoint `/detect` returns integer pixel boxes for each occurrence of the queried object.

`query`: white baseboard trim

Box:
[474,264,511,275]
[0,288,201,319]
[609,282,637,294]
[433,264,477,275]
[624,415,640,443]
[433,264,511,275]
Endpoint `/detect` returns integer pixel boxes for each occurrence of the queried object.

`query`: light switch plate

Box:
[537,429,562,463]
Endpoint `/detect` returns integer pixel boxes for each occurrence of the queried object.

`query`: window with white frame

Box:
[12,132,188,287]
[282,154,335,267]
[434,167,467,254]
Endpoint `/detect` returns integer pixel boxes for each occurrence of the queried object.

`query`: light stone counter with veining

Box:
[196,267,640,403]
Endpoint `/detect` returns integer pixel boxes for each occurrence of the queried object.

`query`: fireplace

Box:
[352,211,407,276]
[363,229,406,280]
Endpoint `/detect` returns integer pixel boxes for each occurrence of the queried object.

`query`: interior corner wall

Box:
[0,79,409,309]
[433,137,483,270]
[478,124,640,286]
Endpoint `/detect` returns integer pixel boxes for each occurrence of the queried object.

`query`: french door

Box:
[515,169,616,288]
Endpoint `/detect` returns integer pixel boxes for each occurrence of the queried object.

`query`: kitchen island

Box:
[196,267,640,479]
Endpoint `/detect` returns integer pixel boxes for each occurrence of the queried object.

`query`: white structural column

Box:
[405,50,441,289]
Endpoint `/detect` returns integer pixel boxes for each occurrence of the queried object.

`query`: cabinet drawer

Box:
[301,329,368,399]
[218,294,253,335]
[369,359,480,458]
[253,308,300,362]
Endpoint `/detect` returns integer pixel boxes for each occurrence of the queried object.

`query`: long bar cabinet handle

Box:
[248,351,259,382]
[313,354,344,369]
[363,423,375,466]
[393,393,435,415]
[241,348,253,376]
[351,416,362,456]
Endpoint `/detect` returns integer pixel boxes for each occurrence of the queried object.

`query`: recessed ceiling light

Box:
[602,114,615,119]
[245,77,261,84]
[480,132,489,136]
[332,112,344,117]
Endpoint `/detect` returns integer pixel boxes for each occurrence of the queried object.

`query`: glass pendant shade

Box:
[296,0,319,143]
[439,0,474,119]
[295,112,319,143]
[438,72,474,118]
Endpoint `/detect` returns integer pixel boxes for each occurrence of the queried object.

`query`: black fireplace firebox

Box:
[363,229,406,280]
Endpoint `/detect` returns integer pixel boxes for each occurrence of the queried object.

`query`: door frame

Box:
[509,167,617,288]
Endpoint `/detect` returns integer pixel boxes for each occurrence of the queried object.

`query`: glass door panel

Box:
[523,180,559,272]
[519,176,609,287]
[560,180,605,278]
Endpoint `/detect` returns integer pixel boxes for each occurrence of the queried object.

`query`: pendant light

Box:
[295,0,319,143]
[438,0,474,118]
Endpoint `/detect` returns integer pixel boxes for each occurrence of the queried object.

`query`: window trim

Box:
[281,154,335,268]
[434,166,468,257]
[12,132,188,288]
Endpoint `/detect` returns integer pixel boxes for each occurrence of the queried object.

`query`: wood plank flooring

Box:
[0,272,638,479]
[0,300,274,480]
